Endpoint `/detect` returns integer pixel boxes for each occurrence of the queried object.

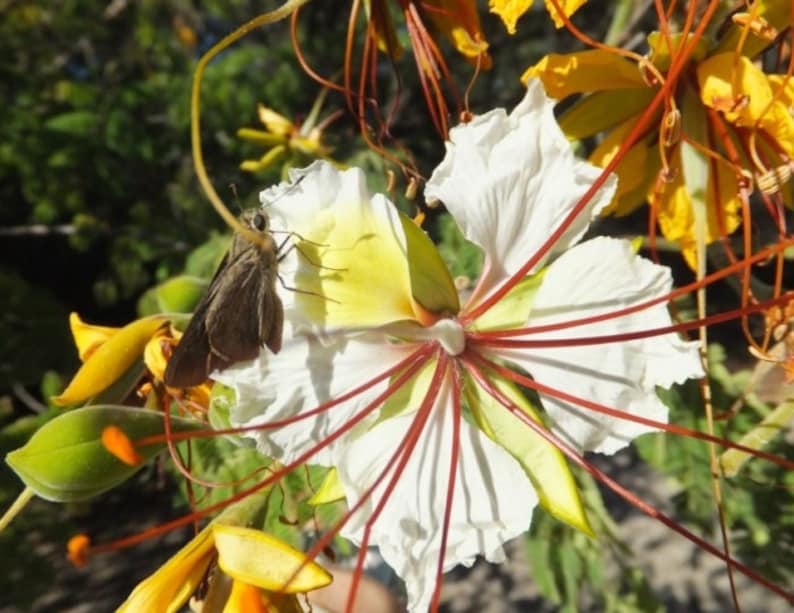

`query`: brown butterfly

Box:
[164,209,284,387]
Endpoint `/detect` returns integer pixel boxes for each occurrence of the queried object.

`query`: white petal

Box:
[425,79,616,303]
[214,324,419,465]
[259,161,418,329]
[499,237,703,454]
[337,377,537,611]
[260,161,373,238]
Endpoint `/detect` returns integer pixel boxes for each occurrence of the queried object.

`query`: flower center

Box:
[427,318,466,356]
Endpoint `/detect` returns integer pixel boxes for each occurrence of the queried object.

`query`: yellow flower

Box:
[53,314,168,406]
[238,98,335,177]
[117,523,331,613]
[490,0,588,33]
[144,325,212,407]
[522,6,793,269]
[55,313,211,408]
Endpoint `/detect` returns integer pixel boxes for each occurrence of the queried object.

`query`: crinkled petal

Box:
[426,79,616,306]
[260,162,419,329]
[214,323,420,464]
[336,376,537,611]
[498,237,703,454]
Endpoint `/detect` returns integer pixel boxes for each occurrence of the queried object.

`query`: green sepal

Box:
[307,468,346,505]
[5,405,202,502]
[138,275,208,316]
[400,213,459,315]
[470,272,545,332]
[464,372,593,536]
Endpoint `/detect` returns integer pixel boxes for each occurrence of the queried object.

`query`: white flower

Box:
[215,79,703,611]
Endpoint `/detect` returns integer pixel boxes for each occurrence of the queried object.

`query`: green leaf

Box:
[138,275,208,316]
[44,111,98,136]
[6,406,201,502]
[525,537,562,602]
[720,400,794,477]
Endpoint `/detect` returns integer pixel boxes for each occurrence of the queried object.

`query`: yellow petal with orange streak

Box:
[559,88,656,139]
[213,524,332,594]
[117,525,216,613]
[223,582,304,613]
[53,316,167,406]
[142,326,176,382]
[589,115,649,215]
[69,312,120,362]
[427,0,490,65]
[697,53,774,127]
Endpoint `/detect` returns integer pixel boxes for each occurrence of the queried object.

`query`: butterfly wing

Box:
[163,252,231,388]
[164,225,284,388]
[204,245,283,365]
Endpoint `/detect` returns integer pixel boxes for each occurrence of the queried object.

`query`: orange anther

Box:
[102,426,143,466]
[67,534,91,567]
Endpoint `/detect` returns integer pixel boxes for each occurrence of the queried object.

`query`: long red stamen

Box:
[344,350,448,613]
[466,239,794,339]
[462,354,794,603]
[96,346,434,554]
[470,292,794,349]
[465,0,721,323]
[429,358,462,612]
[469,352,794,473]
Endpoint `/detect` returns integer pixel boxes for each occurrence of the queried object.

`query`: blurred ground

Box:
[441,451,790,613]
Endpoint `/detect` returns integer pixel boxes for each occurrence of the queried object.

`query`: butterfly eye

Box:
[252,213,268,232]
